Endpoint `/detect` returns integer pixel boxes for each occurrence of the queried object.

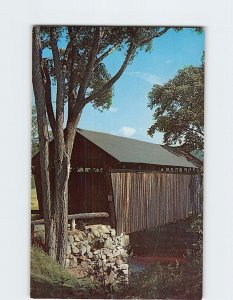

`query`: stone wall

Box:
[66,224,130,286]
[33,224,130,286]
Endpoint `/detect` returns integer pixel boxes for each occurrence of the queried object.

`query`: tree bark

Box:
[32,26,57,259]
[54,155,70,265]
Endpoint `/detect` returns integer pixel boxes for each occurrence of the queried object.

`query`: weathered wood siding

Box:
[111,172,202,234]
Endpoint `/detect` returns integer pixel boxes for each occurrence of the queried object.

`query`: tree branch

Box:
[71,27,102,120]
[66,27,79,113]
[41,59,56,134]
[94,43,120,67]
[84,41,136,103]
[49,26,66,159]
[138,27,171,46]
[50,27,65,128]
[64,27,102,154]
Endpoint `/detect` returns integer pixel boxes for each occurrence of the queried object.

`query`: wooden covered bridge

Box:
[32,129,202,235]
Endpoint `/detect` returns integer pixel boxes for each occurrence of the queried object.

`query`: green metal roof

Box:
[77,129,197,168]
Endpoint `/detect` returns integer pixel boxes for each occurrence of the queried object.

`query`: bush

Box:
[115,214,203,299]
[115,257,202,299]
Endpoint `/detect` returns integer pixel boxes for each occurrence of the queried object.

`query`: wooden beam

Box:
[31,210,40,214]
[31,212,109,225]
[68,212,109,220]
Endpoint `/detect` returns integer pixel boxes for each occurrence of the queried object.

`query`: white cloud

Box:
[126,71,161,85]
[109,107,118,113]
[165,59,173,64]
[119,126,136,137]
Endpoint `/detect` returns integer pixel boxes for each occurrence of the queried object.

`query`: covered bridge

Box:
[32,129,202,235]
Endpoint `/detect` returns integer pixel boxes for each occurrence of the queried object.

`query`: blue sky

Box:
[78,28,204,143]
[43,28,204,144]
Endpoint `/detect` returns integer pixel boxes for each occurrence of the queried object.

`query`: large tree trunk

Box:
[54,155,70,266]
[52,117,79,266]
[32,26,57,259]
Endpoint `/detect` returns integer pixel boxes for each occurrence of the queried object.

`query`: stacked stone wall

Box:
[33,224,130,286]
[66,224,130,286]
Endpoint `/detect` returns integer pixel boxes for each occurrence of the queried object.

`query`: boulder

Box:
[65,259,70,268]
[105,270,116,285]
[115,258,123,266]
[74,234,80,242]
[121,234,130,247]
[68,235,74,244]
[72,246,79,254]
[101,226,111,235]
[110,229,116,237]
[70,257,78,268]
[80,245,87,255]
[87,232,94,242]
[104,238,113,249]
[91,228,101,237]
[121,264,128,270]
[67,245,71,255]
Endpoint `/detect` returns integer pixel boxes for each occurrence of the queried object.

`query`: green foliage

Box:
[31,246,95,298]
[115,246,202,299]
[114,214,203,299]
[148,59,204,152]
[38,26,175,116]
[114,260,202,299]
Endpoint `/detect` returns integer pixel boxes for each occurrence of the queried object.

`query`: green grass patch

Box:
[31,246,96,298]
[31,188,39,210]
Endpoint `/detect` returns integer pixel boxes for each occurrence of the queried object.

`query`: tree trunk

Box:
[32,26,57,259]
[53,115,81,266]
[54,155,70,266]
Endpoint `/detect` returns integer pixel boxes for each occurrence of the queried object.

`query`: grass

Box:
[31,188,39,210]
[31,246,97,298]
[31,188,40,220]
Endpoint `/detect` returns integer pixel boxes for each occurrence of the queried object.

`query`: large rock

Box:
[104,238,113,249]
[105,270,116,285]
[91,227,101,237]
[65,259,70,268]
[80,245,87,255]
[70,257,78,268]
[120,234,130,247]
[68,235,74,244]
[87,232,94,242]
[72,246,79,254]
[67,245,71,255]
[74,234,80,242]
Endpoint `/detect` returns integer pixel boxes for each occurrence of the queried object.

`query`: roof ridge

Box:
[77,127,162,146]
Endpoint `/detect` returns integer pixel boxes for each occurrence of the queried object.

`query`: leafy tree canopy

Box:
[39,26,176,116]
[148,58,204,151]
